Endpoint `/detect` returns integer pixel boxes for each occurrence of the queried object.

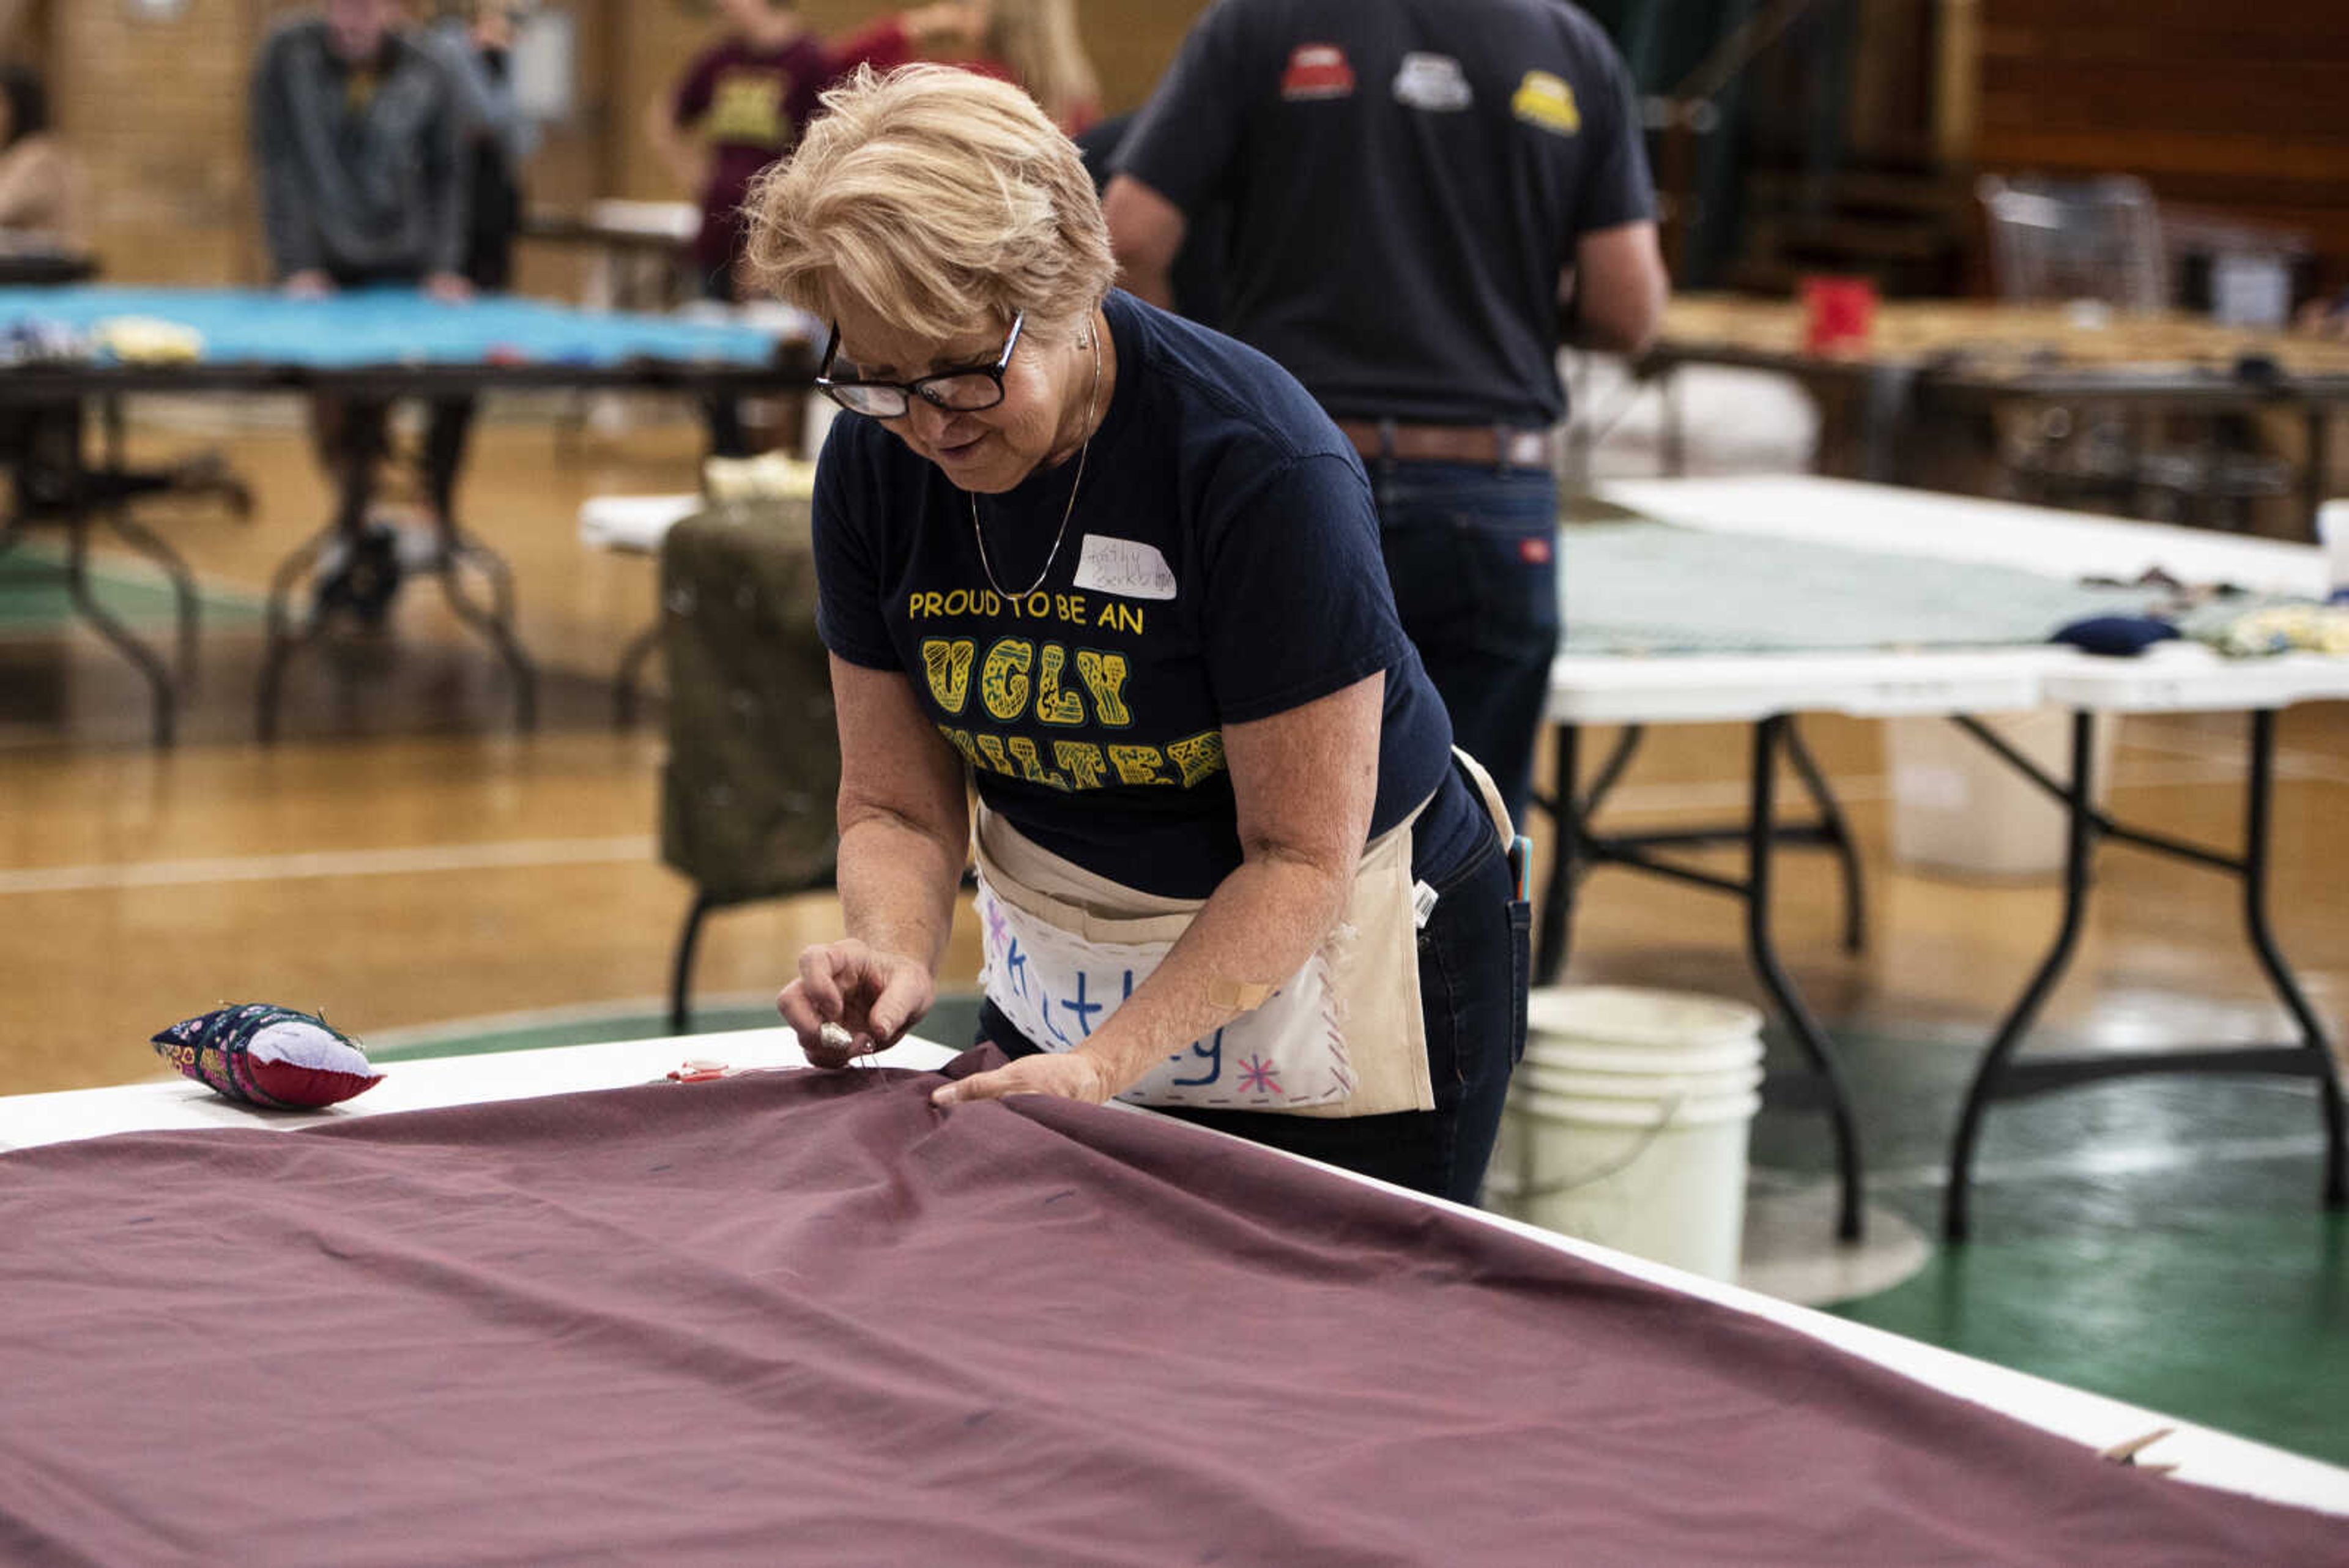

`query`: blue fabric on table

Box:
[0,284,780,368]
[2049,615,2181,656]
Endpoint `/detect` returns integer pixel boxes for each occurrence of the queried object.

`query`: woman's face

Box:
[829,297,1096,495]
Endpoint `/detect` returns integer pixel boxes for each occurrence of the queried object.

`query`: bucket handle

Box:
[1513,1090,1685,1200]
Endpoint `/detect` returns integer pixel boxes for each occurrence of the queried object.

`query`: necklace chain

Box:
[970,318,1100,601]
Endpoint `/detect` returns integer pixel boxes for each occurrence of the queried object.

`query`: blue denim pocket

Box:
[1374,467,1559,663]
[1409,833,1527,1200]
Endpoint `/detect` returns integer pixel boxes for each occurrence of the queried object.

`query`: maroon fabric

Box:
[1,1061,2339,1566]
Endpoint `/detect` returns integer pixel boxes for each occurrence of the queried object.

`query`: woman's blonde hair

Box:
[986,0,1099,132]
[744,65,1113,346]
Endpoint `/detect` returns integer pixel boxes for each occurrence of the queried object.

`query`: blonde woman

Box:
[752,67,1526,1204]
[828,1,1099,133]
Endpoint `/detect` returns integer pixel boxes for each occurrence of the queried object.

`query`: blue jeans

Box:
[978,817,1529,1206]
[1371,463,1560,828]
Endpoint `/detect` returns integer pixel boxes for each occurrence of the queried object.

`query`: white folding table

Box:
[1544,477,2347,1242]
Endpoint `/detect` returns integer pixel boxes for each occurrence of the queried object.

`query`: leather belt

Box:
[1334,418,1556,472]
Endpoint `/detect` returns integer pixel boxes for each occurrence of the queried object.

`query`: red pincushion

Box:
[151,1004,384,1110]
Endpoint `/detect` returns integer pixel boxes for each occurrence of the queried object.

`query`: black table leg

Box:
[435,519,538,733]
[64,501,177,748]
[1534,722,1582,985]
[1944,708,2347,1242]
[1857,366,1916,485]
[614,619,662,729]
[258,409,538,738]
[97,396,200,684]
[1944,710,2098,1243]
[36,401,175,748]
[1783,718,1867,955]
[2241,709,2348,1209]
[1748,715,1867,1243]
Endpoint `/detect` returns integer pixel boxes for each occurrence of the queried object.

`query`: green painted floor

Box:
[1753,1023,2347,1468]
[0,541,261,635]
[370,1000,2347,1470]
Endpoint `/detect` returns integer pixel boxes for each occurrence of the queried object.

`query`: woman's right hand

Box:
[776,939,937,1067]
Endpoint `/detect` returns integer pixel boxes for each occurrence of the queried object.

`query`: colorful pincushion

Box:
[150,1004,383,1110]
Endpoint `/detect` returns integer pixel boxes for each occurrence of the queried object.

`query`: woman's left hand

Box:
[932,1047,1114,1108]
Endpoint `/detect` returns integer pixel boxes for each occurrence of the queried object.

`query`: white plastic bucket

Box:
[1486,987,1765,1282]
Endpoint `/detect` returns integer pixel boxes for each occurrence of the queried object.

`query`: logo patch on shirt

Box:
[707,69,790,147]
[1519,535,1553,565]
[1073,535,1179,601]
[1280,43,1356,102]
[1511,70,1581,135]
[1393,53,1472,113]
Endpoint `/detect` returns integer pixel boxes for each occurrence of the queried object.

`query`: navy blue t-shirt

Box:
[1114,0,1655,427]
[814,290,1485,899]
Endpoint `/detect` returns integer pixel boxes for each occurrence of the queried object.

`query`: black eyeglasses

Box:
[816,311,1025,418]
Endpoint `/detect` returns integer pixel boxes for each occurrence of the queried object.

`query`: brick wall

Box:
[37,0,1212,289]
[50,0,270,284]
[1973,0,2349,296]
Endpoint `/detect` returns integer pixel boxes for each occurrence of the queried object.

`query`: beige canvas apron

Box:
[973,750,1514,1119]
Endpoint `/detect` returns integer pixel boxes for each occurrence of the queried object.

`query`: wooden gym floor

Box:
[7,398,2349,1463]
[1,399,2343,1102]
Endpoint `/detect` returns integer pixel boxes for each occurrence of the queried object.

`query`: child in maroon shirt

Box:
[647,0,827,300]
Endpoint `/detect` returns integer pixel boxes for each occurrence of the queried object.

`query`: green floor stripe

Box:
[1833,1202,2349,1467]
[1745,1025,2349,1467]
[0,541,262,636]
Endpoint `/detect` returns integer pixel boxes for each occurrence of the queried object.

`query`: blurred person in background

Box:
[423,0,536,296]
[645,0,827,455]
[0,62,81,245]
[646,0,826,308]
[251,0,475,624]
[417,0,539,530]
[0,62,89,530]
[1105,0,1666,827]
[828,0,1099,134]
[254,0,470,304]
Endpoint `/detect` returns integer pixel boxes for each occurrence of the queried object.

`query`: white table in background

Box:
[1545,476,2347,1243]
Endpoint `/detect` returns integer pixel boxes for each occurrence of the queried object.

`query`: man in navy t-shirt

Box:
[1105,0,1667,825]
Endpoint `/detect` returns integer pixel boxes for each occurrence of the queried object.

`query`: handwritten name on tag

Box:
[1073,535,1179,601]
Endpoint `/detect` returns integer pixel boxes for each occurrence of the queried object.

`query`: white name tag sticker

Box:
[1072,535,1179,601]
